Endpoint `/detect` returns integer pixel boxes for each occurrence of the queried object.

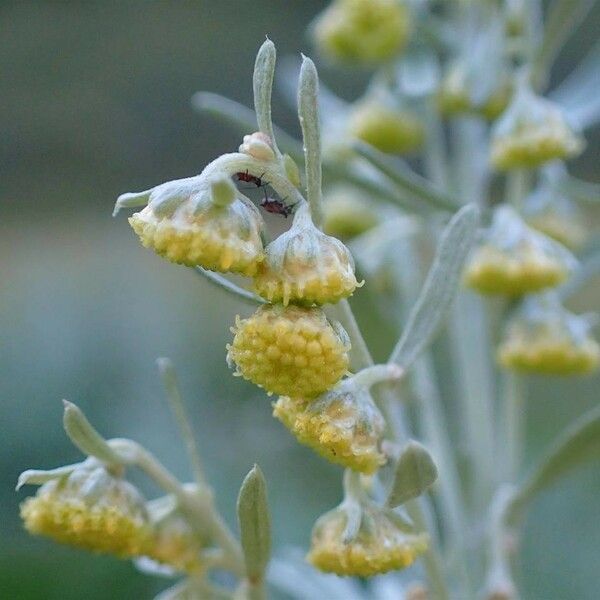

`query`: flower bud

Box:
[490,81,584,170]
[348,97,424,155]
[145,495,205,575]
[308,500,428,576]
[464,206,574,296]
[20,458,152,558]
[226,304,351,398]
[313,0,411,66]
[322,187,379,240]
[253,203,363,306]
[523,166,587,250]
[437,62,512,121]
[124,175,265,275]
[239,132,276,162]
[273,365,401,473]
[498,296,599,376]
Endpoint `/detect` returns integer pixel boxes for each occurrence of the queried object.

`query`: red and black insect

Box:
[260,190,296,218]
[235,170,267,188]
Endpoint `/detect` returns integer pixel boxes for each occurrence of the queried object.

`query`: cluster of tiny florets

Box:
[308,503,428,577]
[20,464,152,558]
[227,305,350,398]
[130,200,264,276]
[273,392,385,474]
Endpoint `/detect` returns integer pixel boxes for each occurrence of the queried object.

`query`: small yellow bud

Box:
[348,99,424,154]
[498,297,599,376]
[308,502,428,577]
[523,171,587,250]
[437,64,512,121]
[490,86,583,170]
[128,176,264,275]
[322,188,379,240]
[464,207,574,296]
[313,0,411,65]
[146,498,205,575]
[239,131,276,162]
[20,459,152,558]
[227,304,351,398]
[253,203,363,306]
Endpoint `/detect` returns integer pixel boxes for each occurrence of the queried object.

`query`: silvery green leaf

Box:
[552,39,600,129]
[237,464,271,582]
[389,204,479,370]
[559,238,600,300]
[387,441,438,508]
[507,404,600,523]
[298,55,323,226]
[353,142,461,213]
[62,400,123,466]
[253,39,279,154]
[16,463,81,490]
[535,0,596,83]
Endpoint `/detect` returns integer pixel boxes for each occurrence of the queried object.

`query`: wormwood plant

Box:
[17,1,600,598]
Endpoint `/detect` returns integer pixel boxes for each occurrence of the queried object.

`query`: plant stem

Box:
[330,301,451,600]
[503,372,526,482]
[157,358,207,486]
[109,438,245,577]
[195,267,265,306]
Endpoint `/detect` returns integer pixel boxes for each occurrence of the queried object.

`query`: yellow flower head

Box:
[120,175,265,275]
[490,84,583,170]
[437,62,512,121]
[273,365,400,473]
[227,304,351,398]
[464,206,575,296]
[322,188,379,241]
[253,203,363,306]
[313,0,411,65]
[145,496,205,575]
[348,98,424,155]
[308,501,428,577]
[498,296,600,376]
[20,459,151,558]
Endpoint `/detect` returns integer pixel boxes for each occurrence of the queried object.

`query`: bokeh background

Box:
[2,2,599,599]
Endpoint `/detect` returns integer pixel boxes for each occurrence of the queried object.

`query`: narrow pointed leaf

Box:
[508,404,600,523]
[354,142,461,212]
[237,464,271,582]
[387,441,438,508]
[390,204,479,370]
[253,39,278,150]
[298,55,323,226]
[16,464,81,490]
[63,400,123,465]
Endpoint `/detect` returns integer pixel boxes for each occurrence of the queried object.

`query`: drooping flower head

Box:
[20,458,152,558]
[522,164,587,250]
[348,90,424,155]
[144,494,205,575]
[464,206,575,296]
[498,294,599,376]
[273,365,401,473]
[490,76,584,170]
[227,304,351,398]
[253,202,363,306]
[312,0,411,66]
[322,187,379,241]
[308,495,428,577]
[118,175,265,275]
[437,61,512,121]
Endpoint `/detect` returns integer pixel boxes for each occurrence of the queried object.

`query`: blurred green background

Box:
[2,2,599,599]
